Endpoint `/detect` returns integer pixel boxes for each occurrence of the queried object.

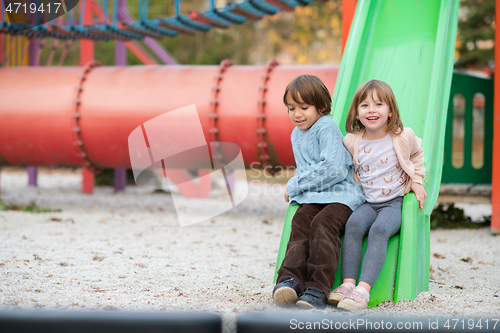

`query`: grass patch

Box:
[431,203,490,229]
[0,200,61,213]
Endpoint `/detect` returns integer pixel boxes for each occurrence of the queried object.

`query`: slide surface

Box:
[275,0,459,306]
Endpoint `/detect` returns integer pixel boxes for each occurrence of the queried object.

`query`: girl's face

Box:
[286,93,322,130]
[356,90,392,139]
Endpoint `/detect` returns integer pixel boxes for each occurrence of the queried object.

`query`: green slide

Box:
[274,0,459,307]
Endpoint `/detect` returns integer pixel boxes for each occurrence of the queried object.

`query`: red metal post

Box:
[81,0,95,194]
[82,167,95,194]
[341,0,357,54]
[80,0,95,65]
[0,33,2,197]
[492,0,500,234]
[0,33,4,64]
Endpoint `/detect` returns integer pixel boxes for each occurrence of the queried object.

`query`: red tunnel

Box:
[0,63,339,170]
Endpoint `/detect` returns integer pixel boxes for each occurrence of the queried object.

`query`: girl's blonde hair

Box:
[283,75,331,116]
[345,80,404,134]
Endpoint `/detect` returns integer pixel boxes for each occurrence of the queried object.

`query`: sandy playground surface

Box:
[0,167,499,330]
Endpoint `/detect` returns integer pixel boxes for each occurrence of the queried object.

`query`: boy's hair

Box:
[345,79,404,134]
[283,75,331,116]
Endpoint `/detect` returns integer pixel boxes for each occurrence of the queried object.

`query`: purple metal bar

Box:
[117,7,178,65]
[113,0,128,192]
[114,0,127,66]
[114,168,127,192]
[27,166,38,187]
[143,36,178,64]
[27,37,40,187]
[115,40,126,65]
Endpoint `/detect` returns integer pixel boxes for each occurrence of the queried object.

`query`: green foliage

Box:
[36,0,342,66]
[455,0,495,71]
[430,203,490,229]
[0,200,61,213]
[94,169,136,186]
[252,1,342,65]
[94,168,114,186]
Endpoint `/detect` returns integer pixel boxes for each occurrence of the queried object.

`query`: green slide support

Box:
[274,0,459,307]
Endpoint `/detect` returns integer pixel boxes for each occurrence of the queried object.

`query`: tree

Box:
[455,0,495,74]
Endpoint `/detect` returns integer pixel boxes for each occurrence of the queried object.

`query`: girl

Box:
[328,79,427,311]
[273,75,364,309]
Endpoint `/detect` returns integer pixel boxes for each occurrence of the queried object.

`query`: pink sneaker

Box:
[337,286,369,311]
[327,283,354,305]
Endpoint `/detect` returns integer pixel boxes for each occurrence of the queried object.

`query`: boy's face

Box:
[286,93,323,130]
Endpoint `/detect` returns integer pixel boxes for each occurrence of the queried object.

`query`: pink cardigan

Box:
[343,127,425,194]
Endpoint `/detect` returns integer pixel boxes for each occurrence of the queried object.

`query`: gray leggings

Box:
[341,196,403,287]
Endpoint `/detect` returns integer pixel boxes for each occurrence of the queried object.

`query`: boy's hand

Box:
[411,183,427,209]
[284,187,289,203]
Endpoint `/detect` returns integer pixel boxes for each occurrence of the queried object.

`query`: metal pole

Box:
[27,11,40,187]
[114,0,127,192]
[81,0,95,194]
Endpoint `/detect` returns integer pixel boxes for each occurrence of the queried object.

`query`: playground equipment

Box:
[0,0,330,193]
[442,73,493,185]
[0,0,322,41]
[0,64,339,170]
[0,0,494,303]
[274,0,459,307]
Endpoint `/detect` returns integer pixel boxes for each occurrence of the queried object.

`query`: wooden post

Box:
[491,0,500,234]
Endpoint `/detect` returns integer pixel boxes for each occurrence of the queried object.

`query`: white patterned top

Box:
[358,133,407,203]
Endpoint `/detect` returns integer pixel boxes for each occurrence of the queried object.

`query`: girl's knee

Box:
[345,216,367,233]
[368,223,393,240]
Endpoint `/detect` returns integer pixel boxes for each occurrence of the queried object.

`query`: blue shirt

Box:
[287,116,365,211]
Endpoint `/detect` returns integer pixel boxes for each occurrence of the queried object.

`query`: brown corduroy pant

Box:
[277,203,352,297]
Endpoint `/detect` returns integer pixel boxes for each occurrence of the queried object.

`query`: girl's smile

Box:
[356,90,392,140]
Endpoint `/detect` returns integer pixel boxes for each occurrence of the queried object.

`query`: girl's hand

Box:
[284,187,289,203]
[411,183,427,209]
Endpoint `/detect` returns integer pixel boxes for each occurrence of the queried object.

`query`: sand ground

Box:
[0,168,498,331]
